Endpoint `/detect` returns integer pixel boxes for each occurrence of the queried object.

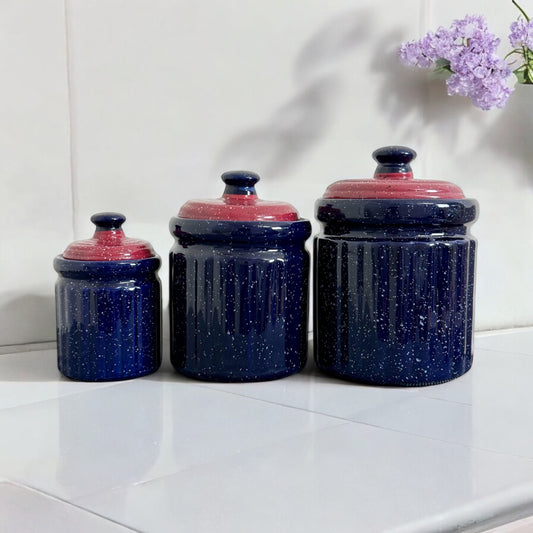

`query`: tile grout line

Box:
[419,0,429,172]
[475,325,533,337]
[62,0,78,239]
[475,347,533,357]
[0,479,141,532]
[0,381,122,413]
[163,381,533,463]
[344,418,533,462]
[0,342,56,356]
[71,419,354,503]
[71,417,533,507]
[417,394,472,406]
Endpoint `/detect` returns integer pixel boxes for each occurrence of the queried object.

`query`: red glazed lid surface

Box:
[323,146,465,200]
[178,171,299,221]
[63,213,156,261]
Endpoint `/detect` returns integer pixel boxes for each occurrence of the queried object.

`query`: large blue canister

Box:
[314,147,478,386]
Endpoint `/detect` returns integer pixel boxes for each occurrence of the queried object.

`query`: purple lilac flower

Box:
[450,15,490,42]
[509,18,533,48]
[399,40,432,67]
[399,14,513,110]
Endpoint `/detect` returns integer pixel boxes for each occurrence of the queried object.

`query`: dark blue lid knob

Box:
[90,212,126,231]
[221,170,260,196]
[372,146,417,178]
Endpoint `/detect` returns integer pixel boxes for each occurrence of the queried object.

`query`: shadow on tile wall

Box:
[372,29,533,179]
[371,27,477,148]
[216,9,372,177]
[477,86,533,183]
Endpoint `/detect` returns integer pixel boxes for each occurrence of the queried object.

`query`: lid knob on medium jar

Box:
[90,212,127,231]
[372,146,417,180]
[221,170,260,196]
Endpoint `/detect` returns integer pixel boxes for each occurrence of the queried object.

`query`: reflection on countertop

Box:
[0,328,533,532]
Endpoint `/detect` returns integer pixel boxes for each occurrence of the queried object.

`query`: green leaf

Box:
[505,48,525,59]
[514,69,528,83]
[435,58,451,71]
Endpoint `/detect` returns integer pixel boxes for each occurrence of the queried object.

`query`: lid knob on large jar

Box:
[372,146,417,180]
[221,170,260,196]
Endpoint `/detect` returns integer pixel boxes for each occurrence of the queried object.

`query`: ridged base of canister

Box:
[54,258,162,382]
[175,365,305,383]
[59,364,159,382]
[314,237,476,386]
[169,239,309,383]
[315,361,473,387]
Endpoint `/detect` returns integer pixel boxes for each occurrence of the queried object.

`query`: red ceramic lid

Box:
[178,171,299,221]
[323,146,465,200]
[63,213,156,261]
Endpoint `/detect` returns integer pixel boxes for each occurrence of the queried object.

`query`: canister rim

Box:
[169,217,312,244]
[54,255,161,277]
[315,198,478,227]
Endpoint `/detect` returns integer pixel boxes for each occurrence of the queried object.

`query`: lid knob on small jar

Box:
[372,146,417,180]
[221,170,260,196]
[91,212,126,231]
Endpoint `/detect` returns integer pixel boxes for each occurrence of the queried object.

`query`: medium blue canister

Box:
[314,147,478,386]
[169,171,312,382]
[54,213,162,381]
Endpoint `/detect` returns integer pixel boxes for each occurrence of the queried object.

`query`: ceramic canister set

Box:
[54,146,479,386]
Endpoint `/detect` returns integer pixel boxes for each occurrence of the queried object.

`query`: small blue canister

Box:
[169,171,312,382]
[54,213,162,381]
[314,147,478,386]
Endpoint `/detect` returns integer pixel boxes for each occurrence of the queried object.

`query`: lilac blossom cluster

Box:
[399,15,513,110]
[508,3,533,84]
[509,18,533,48]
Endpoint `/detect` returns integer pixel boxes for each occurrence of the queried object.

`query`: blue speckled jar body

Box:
[169,218,311,382]
[54,257,162,381]
[314,199,478,386]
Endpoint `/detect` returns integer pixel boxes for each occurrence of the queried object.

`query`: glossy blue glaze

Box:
[169,218,311,382]
[314,199,478,386]
[54,257,162,381]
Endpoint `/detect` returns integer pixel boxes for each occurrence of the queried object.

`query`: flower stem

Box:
[504,48,524,59]
[512,0,530,21]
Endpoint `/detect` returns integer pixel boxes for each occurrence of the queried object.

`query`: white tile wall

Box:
[0,0,72,346]
[1,0,532,346]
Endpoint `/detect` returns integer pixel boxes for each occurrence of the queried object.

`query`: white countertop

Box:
[1,328,533,532]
